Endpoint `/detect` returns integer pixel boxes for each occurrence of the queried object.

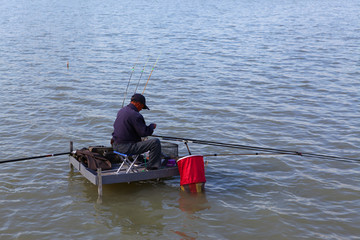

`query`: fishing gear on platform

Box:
[153,135,359,163]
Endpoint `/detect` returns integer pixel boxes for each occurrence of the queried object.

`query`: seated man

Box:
[111,93,161,170]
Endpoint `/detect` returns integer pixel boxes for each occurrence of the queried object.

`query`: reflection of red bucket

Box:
[180,183,205,193]
[177,155,206,193]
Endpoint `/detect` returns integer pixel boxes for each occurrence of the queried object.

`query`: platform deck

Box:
[69,156,179,185]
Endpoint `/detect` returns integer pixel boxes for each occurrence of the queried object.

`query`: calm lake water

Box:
[1,0,360,239]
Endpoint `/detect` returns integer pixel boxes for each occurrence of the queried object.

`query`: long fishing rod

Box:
[203,153,289,157]
[142,54,160,94]
[122,56,140,107]
[0,152,71,164]
[153,135,360,163]
[134,56,150,93]
[154,135,302,155]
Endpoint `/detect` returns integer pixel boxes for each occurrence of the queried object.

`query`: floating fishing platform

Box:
[68,142,179,196]
[69,156,179,183]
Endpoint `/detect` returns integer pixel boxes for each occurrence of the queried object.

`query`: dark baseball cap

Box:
[131,93,149,110]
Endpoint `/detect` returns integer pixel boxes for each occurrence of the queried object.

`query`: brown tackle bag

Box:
[75,149,112,171]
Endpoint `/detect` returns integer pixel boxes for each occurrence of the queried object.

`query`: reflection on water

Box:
[178,191,210,214]
[67,170,212,238]
[171,229,197,240]
[69,179,171,237]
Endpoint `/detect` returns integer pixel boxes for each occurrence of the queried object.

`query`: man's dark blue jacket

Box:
[112,104,155,144]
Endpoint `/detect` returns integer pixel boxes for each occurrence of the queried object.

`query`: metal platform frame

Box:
[69,155,179,197]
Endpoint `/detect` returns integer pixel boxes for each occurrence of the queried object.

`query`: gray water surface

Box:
[1,0,359,239]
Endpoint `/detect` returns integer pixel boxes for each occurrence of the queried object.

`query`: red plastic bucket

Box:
[177,155,206,193]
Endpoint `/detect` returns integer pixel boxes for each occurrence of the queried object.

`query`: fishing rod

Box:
[0,152,71,164]
[142,54,160,94]
[173,153,289,159]
[154,135,302,155]
[153,135,360,163]
[203,153,289,157]
[134,56,150,93]
[122,56,140,107]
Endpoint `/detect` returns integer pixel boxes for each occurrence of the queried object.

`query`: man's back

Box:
[112,103,154,144]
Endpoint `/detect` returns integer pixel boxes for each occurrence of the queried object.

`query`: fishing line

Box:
[134,56,150,93]
[122,55,141,107]
[142,54,161,94]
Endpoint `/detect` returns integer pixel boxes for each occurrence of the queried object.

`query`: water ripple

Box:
[1,0,360,239]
